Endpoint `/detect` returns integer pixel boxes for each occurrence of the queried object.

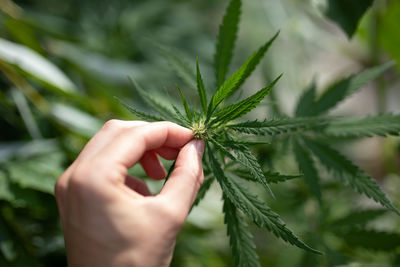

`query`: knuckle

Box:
[102,119,124,131]
[68,165,92,190]
[54,178,66,199]
[67,175,86,192]
[69,161,125,191]
[155,121,174,128]
[72,164,91,180]
[160,205,185,227]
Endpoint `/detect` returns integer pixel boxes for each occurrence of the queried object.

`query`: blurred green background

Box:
[1,0,400,266]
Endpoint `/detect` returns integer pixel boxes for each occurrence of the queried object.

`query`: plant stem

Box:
[163,160,176,185]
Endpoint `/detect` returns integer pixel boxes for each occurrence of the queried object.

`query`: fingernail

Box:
[194,140,204,157]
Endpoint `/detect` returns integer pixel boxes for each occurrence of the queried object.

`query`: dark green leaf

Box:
[303,62,395,116]
[223,141,274,198]
[5,151,64,195]
[128,77,179,122]
[293,138,322,203]
[329,209,387,228]
[192,176,214,208]
[295,80,316,117]
[196,57,208,112]
[116,97,165,122]
[171,104,191,127]
[178,87,193,122]
[208,149,322,254]
[211,74,281,125]
[303,137,400,215]
[228,117,326,136]
[222,140,270,147]
[325,0,374,38]
[208,31,279,116]
[209,137,236,161]
[223,196,261,267]
[299,234,321,267]
[231,168,301,184]
[340,230,400,251]
[323,114,400,137]
[214,0,241,88]
[158,46,196,89]
[0,171,14,203]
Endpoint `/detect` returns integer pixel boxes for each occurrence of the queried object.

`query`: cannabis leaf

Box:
[224,141,274,198]
[115,97,165,122]
[223,196,261,267]
[228,117,326,136]
[208,31,279,117]
[230,168,302,184]
[128,78,179,122]
[158,45,197,89]
[340,229,400,251]
[325,0,374,38]
[297,61,395,116]
[118,0,399,265]
[329,208,387,228]
[196,58,208,112]
[192,176,214,207]
[295,80,316,117]
[208,149,321,255]
[211,74,282,125]
[323,114,400,137]
[302,137,400,215]
[214,0,241,88]
[293,138,322,204]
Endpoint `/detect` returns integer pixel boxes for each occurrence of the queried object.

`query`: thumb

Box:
[160,139,205,214]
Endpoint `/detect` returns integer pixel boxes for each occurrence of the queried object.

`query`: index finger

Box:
[95,121,193,169]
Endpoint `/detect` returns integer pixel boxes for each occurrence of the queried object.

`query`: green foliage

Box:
[302,137,399,215]
[208,150,321,255]
[157,45,197,89]
[323,114,400,137]
[228,117,326,136]
[211,75,281,125]
[295,80,316,117]
[196,58,208,113]
[192,176,214,207]
[117,1,400,265]
[214,0,241,88]
[229,168,301,184]
[297,62,395,116]
[378,1,400,66]
[208,31,279,116]
[325,0,374,38]
[178,87,193,122]
[223,197,261,267]
[223,141,274,197]
[1,0,400,266]
[293,138,322,204]
[128,78,179,123]
[4,151,63,194]
[328,208,387,228]
[115,97,165,122]
[339,230,400,251]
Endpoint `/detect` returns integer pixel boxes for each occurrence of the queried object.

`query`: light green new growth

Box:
[191,119,207,140]
[118,0,399,265]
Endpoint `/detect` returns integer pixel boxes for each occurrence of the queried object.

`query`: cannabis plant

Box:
[118,0,400,265]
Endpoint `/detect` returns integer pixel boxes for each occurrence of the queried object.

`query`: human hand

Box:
[55,120,204,267]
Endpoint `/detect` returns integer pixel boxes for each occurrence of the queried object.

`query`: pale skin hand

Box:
[55,120,205,267]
